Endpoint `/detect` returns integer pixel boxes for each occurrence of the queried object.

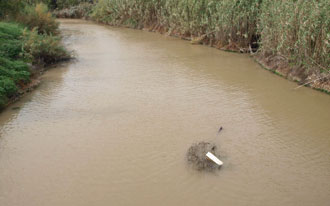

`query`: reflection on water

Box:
[0,19,329,206]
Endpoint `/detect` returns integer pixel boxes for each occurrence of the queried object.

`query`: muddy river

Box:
[0,19,330,206]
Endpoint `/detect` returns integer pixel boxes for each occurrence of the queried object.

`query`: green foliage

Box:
[0,91,8,109]
[16,3,59,35]
[91,0,329,71]
[0,22,28,107]
[258,0,330,69]
[22,27,70,65]
[0,21,69,109]
[0,57,30,82]
[0,76,18,97]
[91,0,260,48]
[0,21,23,38]
[0,0,25,18]
[0,22,24,59]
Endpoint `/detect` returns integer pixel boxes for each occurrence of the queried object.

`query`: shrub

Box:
[0,23,30,85]
[0,22,24,59]
[0,90,8,109]
[0,76,18,97]
[0,21,69,108]
[22,27,70,65]
[17,3,59,35]
[0,0,25,18]
[0,57,29,73]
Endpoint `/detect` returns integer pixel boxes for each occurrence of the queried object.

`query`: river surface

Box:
[0,19,330,206]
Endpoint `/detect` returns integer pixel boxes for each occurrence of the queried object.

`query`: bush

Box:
[0,90,8,109]
[16,3,59,35]
[0,76,18,97]
[0,22,24,59]
[0,21,69,109]
[0,57,30,82]
[0,22,30,89]
[0,0,25,18]
[22,27,70,65]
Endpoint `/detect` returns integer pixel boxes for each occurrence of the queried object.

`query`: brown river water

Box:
[0,19,330,206]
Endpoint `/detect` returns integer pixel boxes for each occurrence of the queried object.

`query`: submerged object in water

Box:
[218,126,223,133]
[187,141,222,171]
[206,152,223,166]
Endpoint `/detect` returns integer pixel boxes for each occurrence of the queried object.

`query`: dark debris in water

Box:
[187,141,221,171]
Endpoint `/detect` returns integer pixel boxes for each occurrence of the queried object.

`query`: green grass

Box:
[258,0,329,71]
[0,22,28,108]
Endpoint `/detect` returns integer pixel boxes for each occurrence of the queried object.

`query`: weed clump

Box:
[22,28,70,65]
[187,141,221,171]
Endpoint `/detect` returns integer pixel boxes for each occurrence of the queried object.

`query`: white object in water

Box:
[206,152,223,166]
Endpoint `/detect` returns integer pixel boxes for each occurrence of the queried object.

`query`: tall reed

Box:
[91,0,329,71]
[258,0,329,69]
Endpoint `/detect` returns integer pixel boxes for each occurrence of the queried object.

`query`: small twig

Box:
[294,75,329,90]
[205,30,218,36]
[190,30,218,44]
[305,55,329,72]
[293,56,329,90]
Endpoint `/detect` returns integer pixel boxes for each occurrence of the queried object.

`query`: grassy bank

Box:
[54,0,329,93]
[0,3,70,110]
[5,0,328,93]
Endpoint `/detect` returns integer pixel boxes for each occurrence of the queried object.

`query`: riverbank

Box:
[3,61,72,110]
[53,0,329,94]
[55,17,330,93]
[0,3,71,110]
[137,23,330,93]
[0,21,71,110]
[254,54,330,94]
